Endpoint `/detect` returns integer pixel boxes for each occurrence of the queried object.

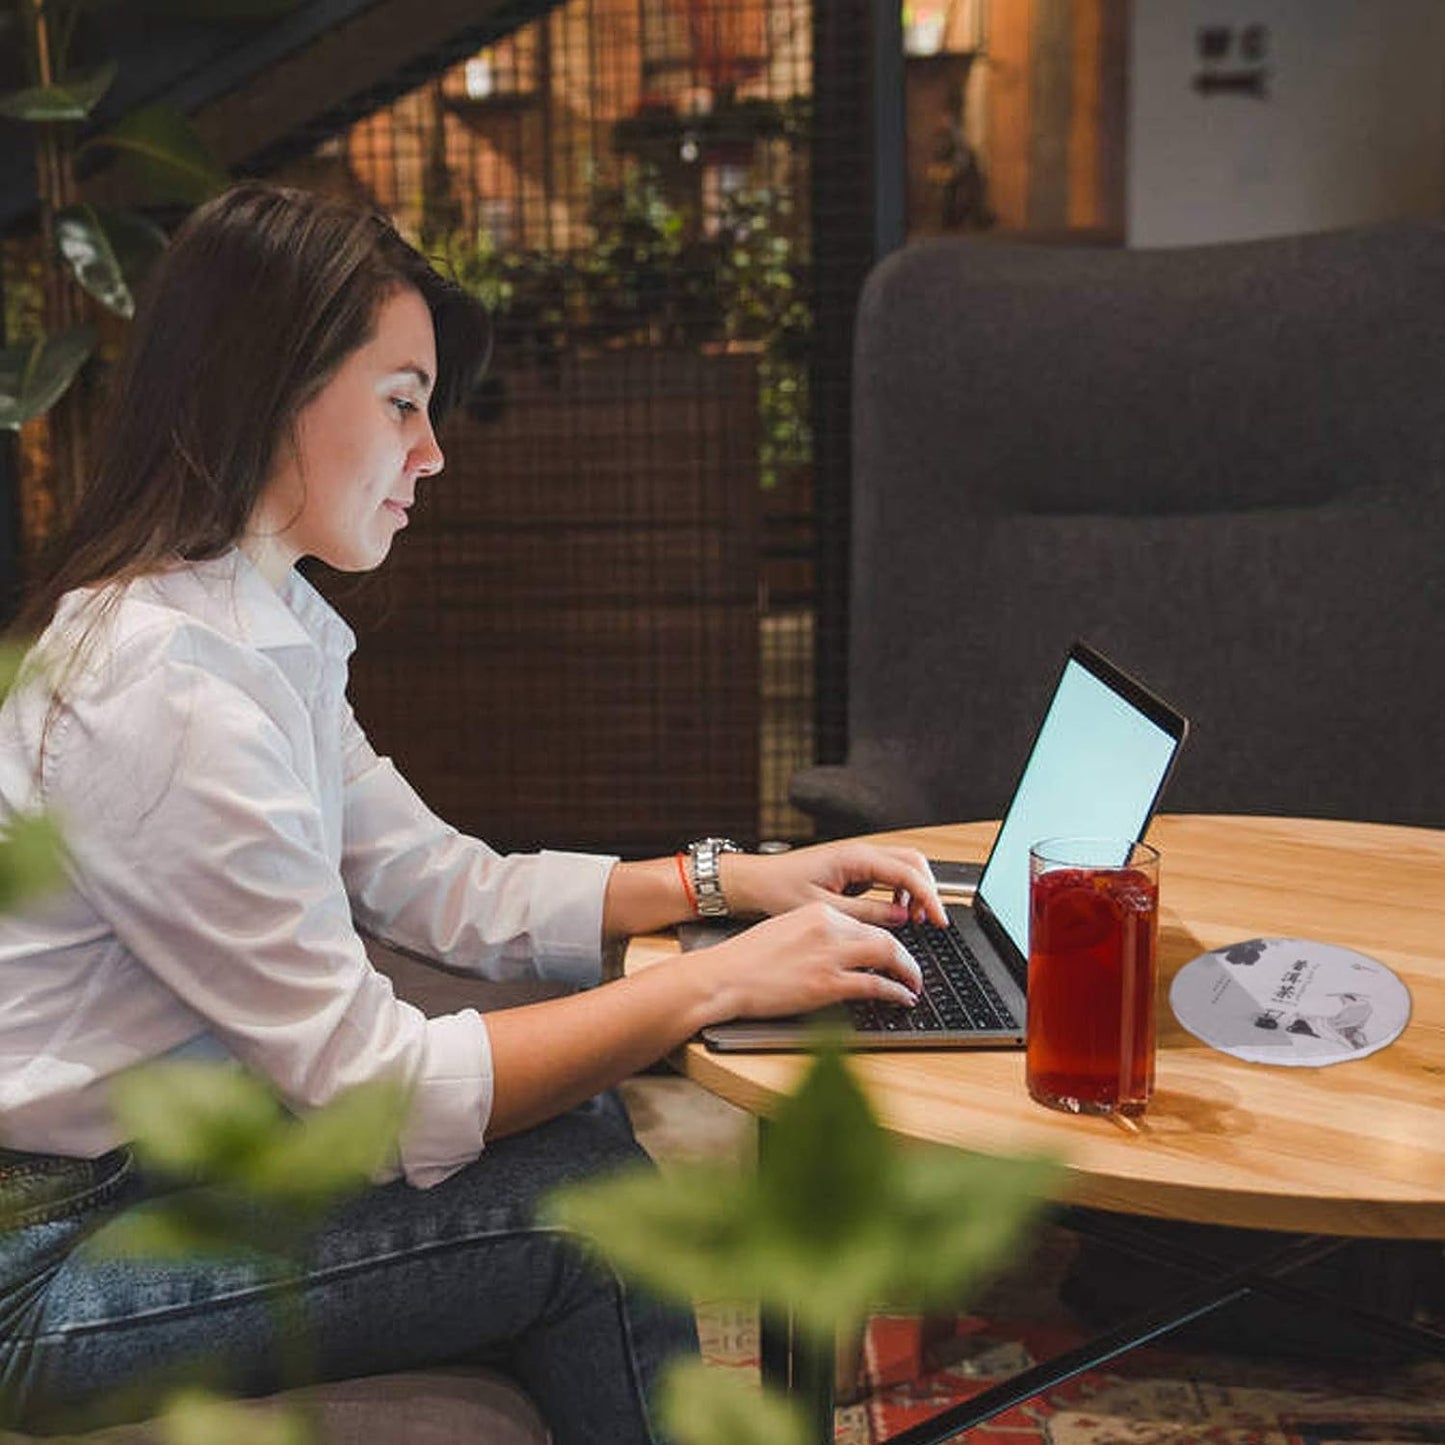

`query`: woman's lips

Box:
[383,500,410,526]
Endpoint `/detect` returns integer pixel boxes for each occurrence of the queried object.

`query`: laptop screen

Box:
[976,647,1185,964]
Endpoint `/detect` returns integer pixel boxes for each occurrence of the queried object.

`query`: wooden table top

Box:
[625,815,1445,1238]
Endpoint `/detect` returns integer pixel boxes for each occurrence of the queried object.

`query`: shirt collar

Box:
[129,550,357,662]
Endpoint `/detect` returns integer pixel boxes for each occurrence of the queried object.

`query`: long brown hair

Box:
[15,182,491,637]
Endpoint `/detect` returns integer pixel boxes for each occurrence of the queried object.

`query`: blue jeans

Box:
[0,1093,697,1441]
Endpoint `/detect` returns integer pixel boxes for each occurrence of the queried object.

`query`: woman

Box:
[0,183,937,1440]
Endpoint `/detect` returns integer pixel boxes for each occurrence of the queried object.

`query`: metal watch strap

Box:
[687,837,742,918]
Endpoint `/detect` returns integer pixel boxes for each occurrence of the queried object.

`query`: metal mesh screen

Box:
[280,0,824,856]
[4,1,1129,849]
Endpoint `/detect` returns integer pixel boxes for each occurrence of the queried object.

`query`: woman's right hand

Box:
[695,901,922,1023]
[485,901,921,1140]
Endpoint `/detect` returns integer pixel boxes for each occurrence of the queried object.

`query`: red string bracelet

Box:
[675,851,698,916]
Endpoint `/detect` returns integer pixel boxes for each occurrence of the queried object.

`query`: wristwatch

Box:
[687,837,743,918]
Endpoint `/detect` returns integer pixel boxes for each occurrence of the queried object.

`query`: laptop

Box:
[692,640,1188,1051]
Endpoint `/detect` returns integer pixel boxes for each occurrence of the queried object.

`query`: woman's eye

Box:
[391,397,417,417]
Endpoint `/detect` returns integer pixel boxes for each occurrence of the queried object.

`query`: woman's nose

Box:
[412,422,444,478]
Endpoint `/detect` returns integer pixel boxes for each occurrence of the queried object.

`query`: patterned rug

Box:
[694,1228,1445,1445]
[696,1304,1445,1444]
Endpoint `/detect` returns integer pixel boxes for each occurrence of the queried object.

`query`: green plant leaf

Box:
[862,1147,1061,1313]
[92,1207,201,1262]
[548,1045,1061,1343]
[0,654,61,913]
[244,1076,410,1209]
[0,61,118,122]
[657,1358,809,1445]
[548,1162,764,1304]
[0,812,65,910]
[55,204,166,318]
[109,1063,408,1217]
[754,1043,891,1254]
[0,643,31,696]
[90,1190,278,1262]
[754,1145,1059,1340]
[93,1068,410,1277]
[81,105,229,205]
[0,327,97,429]
[160,1387,312,1445]
[109,1062,285,1178]
[104,207,171,287]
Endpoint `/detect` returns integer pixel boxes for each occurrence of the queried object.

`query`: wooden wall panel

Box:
[984,0,1034,232]
[963,0,1127,241]
[1027,0,1073,230]
[1068,0,1103,230]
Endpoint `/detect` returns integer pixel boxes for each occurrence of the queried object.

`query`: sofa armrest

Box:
[788,762,934,839]
[363,937,577,1016]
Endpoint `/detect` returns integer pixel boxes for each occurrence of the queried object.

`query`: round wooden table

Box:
[626,815,1445,1239]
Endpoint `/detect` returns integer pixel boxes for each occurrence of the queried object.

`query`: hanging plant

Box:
[0,0,290,525]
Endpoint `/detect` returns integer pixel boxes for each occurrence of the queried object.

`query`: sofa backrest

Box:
[843,223,1445,829]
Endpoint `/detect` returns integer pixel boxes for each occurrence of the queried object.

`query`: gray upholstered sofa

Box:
[0,1368,549,1445]
[792,221,1445,835]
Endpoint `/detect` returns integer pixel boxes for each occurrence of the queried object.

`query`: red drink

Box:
[1026,849,1159,1116]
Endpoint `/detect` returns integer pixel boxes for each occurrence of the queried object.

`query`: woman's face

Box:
[246,284,444,584]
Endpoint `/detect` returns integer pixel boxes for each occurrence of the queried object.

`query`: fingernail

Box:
[888,903,909,923]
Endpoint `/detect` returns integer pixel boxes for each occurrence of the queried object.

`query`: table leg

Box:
[759,1307,837,1441]
[760,1307,792,1391]
[757,1118,838,1442]
[757,1114,793,1394]
[798,1332,836,1443]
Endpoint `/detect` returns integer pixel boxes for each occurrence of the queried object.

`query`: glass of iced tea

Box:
[1026,838,1160,1117]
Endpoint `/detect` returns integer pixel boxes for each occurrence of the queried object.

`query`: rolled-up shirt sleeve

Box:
[338,701,616,987]
[47,625,493,1187]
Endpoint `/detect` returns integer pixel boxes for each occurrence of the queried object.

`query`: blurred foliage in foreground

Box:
[0,644,63,907]
[103,1064,411,1258]
[548,1042,1059,1445]
[2,1062,408,1443]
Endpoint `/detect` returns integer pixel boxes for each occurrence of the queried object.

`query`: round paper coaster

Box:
[1169,937,1411,1066]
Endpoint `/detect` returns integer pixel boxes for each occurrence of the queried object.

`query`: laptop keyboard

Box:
[847,919,1020,1034]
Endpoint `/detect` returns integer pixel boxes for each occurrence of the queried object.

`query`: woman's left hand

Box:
[721,840,947,930]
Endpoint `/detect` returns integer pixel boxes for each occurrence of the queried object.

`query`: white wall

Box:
[1127,0,1445,247]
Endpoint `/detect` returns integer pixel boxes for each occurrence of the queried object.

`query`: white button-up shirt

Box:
[0,553,616,1186]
